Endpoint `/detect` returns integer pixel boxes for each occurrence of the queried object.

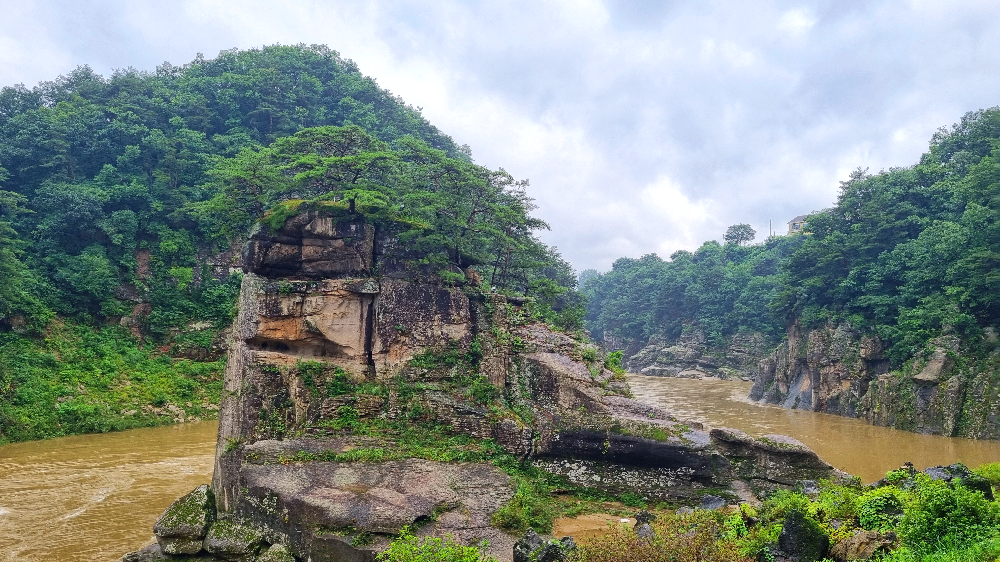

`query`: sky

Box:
[2,0,1000,272]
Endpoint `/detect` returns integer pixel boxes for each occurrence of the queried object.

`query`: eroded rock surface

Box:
[627,328,767,380]
[751,322,1000,439]
[153,485,216,555]
[128,212,842,562]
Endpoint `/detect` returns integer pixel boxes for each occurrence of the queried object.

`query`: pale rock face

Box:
[627,327,768,381]
[138,212,842,562]
[751,324,1000,439]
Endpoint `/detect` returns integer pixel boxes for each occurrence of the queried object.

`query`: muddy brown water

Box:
[628,375,1000,483]
[4,378,1000,561]
[0,421,216,562]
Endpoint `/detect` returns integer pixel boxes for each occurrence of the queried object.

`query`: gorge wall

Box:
[751,322,1000,439]
[624,328,768,381]
[126,211,844,562]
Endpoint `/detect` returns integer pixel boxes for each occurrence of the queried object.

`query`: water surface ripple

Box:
[0,421,216,562]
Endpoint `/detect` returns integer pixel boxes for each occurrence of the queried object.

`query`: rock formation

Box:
[125,211,843,562]
[751,322,1000,439]
[626,328,767,381]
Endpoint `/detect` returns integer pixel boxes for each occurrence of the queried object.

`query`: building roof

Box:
[787,215,807,224]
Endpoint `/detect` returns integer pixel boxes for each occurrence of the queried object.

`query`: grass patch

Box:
[0,322,224,444]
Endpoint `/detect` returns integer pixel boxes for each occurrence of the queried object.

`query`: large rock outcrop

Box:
[127,212,842,562]
[751,322,1000,439]
[626,328,767,381]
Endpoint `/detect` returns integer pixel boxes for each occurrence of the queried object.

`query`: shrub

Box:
[974,462,1000,491]
[880,536,1000,562]
[603,351,624,373]
[856,487,906,531]
[569,510,753,562]
[897,477,1000,554]
[377,527,497,562]
[491,475,557,534]
[813,480,860,522]
[759,489,811,522]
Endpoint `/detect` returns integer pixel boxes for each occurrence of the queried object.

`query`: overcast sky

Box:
[2,0,1000,272]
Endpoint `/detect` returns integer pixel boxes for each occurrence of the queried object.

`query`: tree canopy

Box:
[586,107,1000,366]
[0,44,581,335]
[582,234,803,346]
[774,108,1000,362]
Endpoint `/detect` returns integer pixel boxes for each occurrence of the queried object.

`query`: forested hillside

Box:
[584,108,1000,436]
[0,45,580,443]
[581,234,803,349]
[775,109,1000,364]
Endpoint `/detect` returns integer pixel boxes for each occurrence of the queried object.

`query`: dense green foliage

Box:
[0,44,465,331]
[582,235,804,346]
[775,108,1000,363]
[377,528,497,562]
[586,108,1000,367]
[0,45,582,441]
[569,510,754,562]
[572,463,1000,562]
[0,322,223,444]
[0,43,578,335]
[206,123,582,323]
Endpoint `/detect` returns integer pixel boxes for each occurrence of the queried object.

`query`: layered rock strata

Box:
[751,322,1000,438]
[626,328,767,381]
[127,212,842,562]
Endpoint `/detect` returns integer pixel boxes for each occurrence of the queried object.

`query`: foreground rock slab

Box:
[127,212,845,562]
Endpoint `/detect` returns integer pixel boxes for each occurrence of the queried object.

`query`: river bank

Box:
[629,375,1000,483]
[4,377,1000,561]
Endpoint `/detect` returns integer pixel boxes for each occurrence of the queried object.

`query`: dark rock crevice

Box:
[131,213,846,562]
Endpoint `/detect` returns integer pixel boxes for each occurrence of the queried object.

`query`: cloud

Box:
[777,7,817,35]
[2,0,1000,271]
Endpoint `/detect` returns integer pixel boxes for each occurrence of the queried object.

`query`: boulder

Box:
[634,510,656,524]
[699,495,726,510]
[234,458,514,561]
[256,544,296,562]
[513,531,575,562]
[153,485,215,555]
[121,543,224,562]
[513,530,543,562]
[795,480,820,497]
[634,510,657,538]
[829,530,896,562]
[775,509,829,562]
[120,544,167,562]
[922,463,994,500]
[203,520,265,560]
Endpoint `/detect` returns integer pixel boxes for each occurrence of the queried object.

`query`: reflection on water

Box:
[0,421,217,562]
[629,375,1000,483]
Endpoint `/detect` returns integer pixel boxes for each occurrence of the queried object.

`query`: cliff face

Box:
[751,323,1000,439]
[626,328,767,380]
[127,212,842,562]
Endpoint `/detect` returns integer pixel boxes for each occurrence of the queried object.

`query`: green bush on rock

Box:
[897,476,1000,554]
[377,528,497,562]
[856,486,906,531]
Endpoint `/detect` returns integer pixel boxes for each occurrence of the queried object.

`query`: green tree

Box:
[724,223,756,246]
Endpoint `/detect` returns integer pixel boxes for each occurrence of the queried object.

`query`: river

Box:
[3,377,1000,561]
[0,421,216,562]
[628,375,1000,483]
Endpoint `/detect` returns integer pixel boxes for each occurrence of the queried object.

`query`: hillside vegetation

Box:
[0,45,580,443]
[585,108,1000,367]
